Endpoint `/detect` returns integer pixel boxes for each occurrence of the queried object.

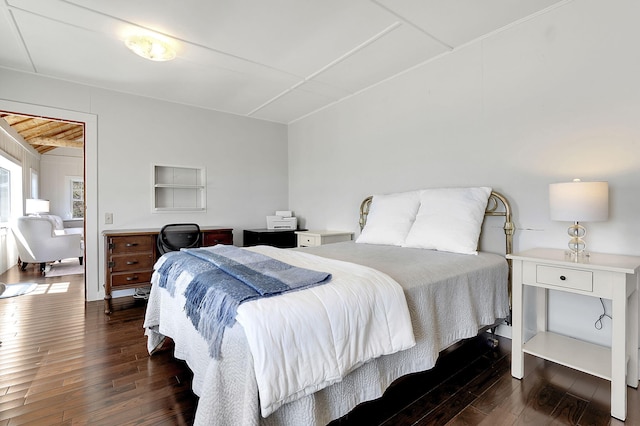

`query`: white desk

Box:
[508,248,640,421]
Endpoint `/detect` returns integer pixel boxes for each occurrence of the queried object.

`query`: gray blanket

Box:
[157,245,331,358]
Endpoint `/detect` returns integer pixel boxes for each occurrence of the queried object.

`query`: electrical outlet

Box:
[105,212,113,224]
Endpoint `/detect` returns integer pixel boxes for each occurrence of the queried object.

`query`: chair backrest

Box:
[157,223,201,255]
[15,216,56,244]
[39,214,64,230]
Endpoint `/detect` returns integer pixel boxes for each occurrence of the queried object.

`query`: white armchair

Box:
[12,216,83,272]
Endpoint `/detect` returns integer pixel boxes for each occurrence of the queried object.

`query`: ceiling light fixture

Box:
[124,34,176,62]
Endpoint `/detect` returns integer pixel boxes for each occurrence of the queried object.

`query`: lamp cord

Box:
[594,298,611,330]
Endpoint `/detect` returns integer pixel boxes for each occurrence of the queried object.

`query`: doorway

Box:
[0,99,99,302]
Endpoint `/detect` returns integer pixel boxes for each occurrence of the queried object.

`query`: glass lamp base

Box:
[564,249,590,262]
[566,222,588,262]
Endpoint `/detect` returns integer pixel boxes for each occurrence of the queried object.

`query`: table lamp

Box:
[549,179,608,259]
[25,198,50,216]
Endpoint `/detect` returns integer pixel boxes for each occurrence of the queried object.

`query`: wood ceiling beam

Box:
[52,127,84,140]
[1,115,33,126]
[29,137,84,149]
[21,121,71,139]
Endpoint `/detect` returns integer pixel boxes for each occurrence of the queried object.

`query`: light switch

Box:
[105,212,113,224]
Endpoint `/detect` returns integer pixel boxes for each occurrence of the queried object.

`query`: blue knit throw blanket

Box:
[156,245,332,358]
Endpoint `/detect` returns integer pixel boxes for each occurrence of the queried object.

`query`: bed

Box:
[143,187,514,426]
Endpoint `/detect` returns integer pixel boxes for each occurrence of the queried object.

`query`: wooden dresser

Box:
[103,226,233,314]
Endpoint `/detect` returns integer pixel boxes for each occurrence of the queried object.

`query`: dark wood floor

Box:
[0,264,637,425]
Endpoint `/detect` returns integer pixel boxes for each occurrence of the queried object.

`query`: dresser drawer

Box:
[108,235,155,253]
[525,264,593,292]
[108,253,154,272]
[111,271,153,287]
[202,230,233,246]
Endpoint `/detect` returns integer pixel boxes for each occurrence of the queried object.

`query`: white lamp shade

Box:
[549,181,608,222]
[25,198,50,214]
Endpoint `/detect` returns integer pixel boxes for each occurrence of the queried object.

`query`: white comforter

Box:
[144,245,415,418]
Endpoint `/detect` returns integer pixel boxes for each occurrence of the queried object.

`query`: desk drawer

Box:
[108,253,154,272]
[530,265,593,292]
[108,235,155,253]
[111,271,153,287]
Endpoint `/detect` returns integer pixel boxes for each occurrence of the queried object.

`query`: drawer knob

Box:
[126,261,138,265]
[560,275,566,281]
[125,243,138,247]
[126,276,139,281]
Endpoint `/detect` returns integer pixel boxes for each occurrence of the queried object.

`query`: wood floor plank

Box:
[470,373,520,415]
[549,393,589,425]
[445,404,488,426]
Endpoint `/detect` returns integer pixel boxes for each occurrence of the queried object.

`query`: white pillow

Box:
[403,187,492,254]
[356,191,420,246]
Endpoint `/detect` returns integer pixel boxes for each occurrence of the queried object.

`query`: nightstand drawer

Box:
[528,264,593,292]
[298,234,320,247]
[295,231,353,247]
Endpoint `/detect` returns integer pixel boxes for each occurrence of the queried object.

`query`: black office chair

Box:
[135,224,202,301]
[156,223,202,256]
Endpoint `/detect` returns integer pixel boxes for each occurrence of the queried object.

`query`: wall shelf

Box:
[152,164,205,212]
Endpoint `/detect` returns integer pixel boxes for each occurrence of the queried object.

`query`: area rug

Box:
[0,282,39,299]
[44,258,84,277]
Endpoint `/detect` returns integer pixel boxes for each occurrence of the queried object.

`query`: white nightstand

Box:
[295,230,353,247]
[507,248,640,421]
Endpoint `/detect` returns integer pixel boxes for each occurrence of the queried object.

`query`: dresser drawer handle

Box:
[126,276,139,281]
[560,275,566,281]
[126,261,138,265]
[125,243,138,247]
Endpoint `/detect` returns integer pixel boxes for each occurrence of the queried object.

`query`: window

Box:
[30,168,38,199]
[0,166,9,223]
[0,154,22,223]
[71,178,84,219]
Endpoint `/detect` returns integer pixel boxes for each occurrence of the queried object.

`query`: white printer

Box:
[266,210,297,230]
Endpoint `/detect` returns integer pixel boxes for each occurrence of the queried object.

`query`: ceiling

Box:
[0,113,84,154]
[0,0,568,125]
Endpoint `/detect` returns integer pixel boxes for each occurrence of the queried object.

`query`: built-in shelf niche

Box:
[152,164,205,212]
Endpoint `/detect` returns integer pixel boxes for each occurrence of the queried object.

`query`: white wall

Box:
[288,0,640,348]
[40,148,83,220]
[0,69,288,301]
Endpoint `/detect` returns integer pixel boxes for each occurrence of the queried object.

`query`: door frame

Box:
[0,99,100,301]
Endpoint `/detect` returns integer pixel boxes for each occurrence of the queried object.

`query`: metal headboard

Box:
[358,191,515,314]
